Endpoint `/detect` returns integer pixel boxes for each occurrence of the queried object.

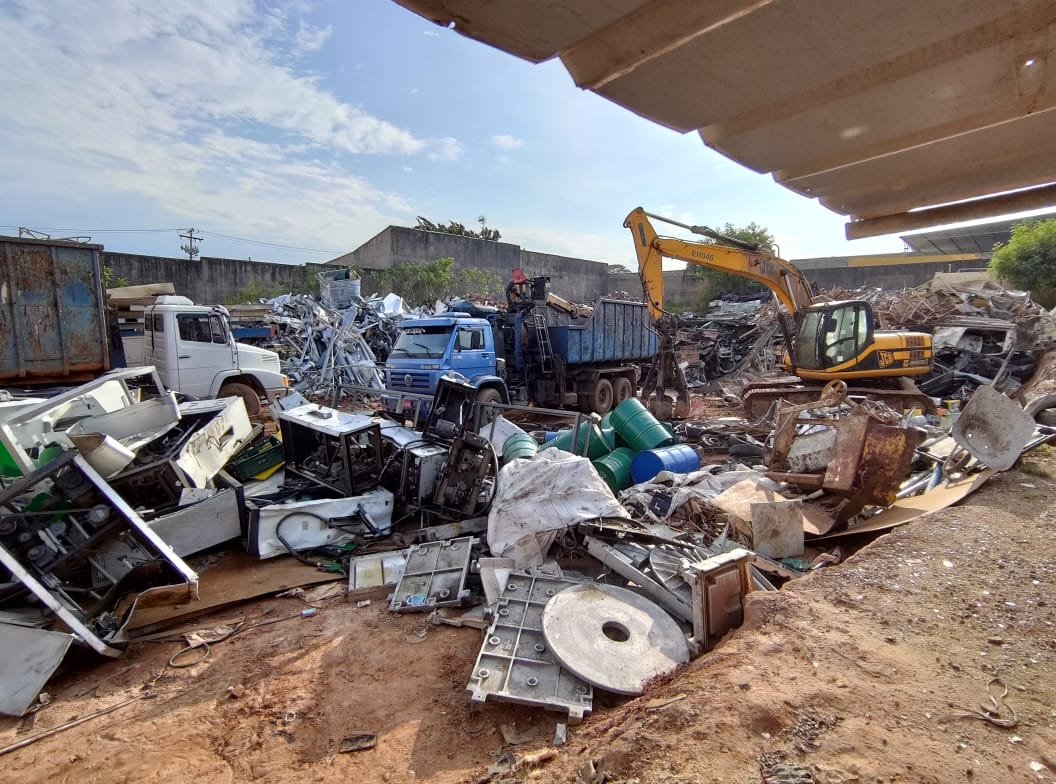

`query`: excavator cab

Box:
[794,300,873,371]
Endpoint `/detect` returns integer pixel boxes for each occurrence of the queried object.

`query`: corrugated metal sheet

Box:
[550,299,659,365]
[392,0,1056,236]
[0,237,109,383]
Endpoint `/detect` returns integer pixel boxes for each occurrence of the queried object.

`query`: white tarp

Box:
[487,450,629,568]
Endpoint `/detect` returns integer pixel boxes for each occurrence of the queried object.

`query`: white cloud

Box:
[0,0,463,254]
[490,134,524,151]
[294,20,333,54]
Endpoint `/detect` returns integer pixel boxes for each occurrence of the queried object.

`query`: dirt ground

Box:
[3,453,1055,784]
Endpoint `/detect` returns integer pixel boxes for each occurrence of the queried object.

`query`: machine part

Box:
[584,536,693,622]
[647,546,697,608]
[541,583,689,696]
[822,415,923,507]
[278,403,383,496]
[173,397,253,487]
[108,458,193,509]
[399,443,447,503]
[952,384,1037,471]
[416,515,488,543]
[67,433,136,478]
[0,452,197,656]
[681,548,752,652]
[65,392,181,453]
[249,489,395,559]
[478,556,517,606]
[145,488,244,558]
[347,549,409,593]
[0,367,165,475]
[433,432,494,516]
[389,536,477,612]
[423,377,478,442]
[466,571,593,722]
[0,623,75,716]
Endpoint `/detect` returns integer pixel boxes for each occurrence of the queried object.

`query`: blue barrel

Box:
[609,398,675,453]
[593,448,635,493]
[502,433,539,463]
[630,444,701,484]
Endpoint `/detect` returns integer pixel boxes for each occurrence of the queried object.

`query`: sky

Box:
[0,0,1040,270]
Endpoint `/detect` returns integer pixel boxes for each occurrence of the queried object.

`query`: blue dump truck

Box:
[384,272,659,415]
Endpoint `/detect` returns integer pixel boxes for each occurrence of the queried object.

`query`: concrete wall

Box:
[608,269,699,307]
[330,226,610,303]
[608,252,991,309]
[794,253,988,291]
[103,253,333,305]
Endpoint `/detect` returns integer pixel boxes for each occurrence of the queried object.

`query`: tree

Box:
[371,257,504,306]
[102,266,129,289]
[691,221,779,305]
[415,216,502,242]
[990,219,1056,303]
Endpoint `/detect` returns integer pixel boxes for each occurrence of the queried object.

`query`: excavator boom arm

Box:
[624,207,815,321]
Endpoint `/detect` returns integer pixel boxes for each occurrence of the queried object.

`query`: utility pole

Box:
[179,228,202,260]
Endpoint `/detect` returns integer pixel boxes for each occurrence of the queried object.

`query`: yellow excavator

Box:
[624,208,934,418]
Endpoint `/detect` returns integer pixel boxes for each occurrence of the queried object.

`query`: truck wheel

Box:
[476,387,503,422]
[591,378,614,415]
[612,377,633,405]
[219,382,262,416]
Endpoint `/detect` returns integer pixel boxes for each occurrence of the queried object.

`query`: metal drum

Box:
[630,444,700,484]
[502,432,539,463]
[542,422,610,459]
[593,447,635,493]
[609,398,675,453]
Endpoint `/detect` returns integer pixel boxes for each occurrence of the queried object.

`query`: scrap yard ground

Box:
[4,453,1053,784]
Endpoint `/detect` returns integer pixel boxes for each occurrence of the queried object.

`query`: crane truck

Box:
[624,208,934,418]
[384,270,659,416]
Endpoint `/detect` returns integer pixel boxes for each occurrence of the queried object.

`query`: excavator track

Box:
[741,379,936,419]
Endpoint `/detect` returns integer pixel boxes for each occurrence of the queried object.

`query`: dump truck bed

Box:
[548,298,659,365]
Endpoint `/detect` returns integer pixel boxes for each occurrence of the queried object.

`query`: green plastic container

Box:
[600,426,618,451]
[0,443,20,478]
[502,432,539,463]
[228,435,284,481]
[593,447,635,493]
[541,421,610,459]
[609,398,675,453]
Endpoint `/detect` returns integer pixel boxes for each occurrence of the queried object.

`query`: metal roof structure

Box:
[392,0,1056,239]
[900,210,1056,255]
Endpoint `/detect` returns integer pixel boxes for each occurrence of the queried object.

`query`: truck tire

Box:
[591,378,614,415]
[476,387,503,422]
[219,382,262,416]
[612,376,633,405]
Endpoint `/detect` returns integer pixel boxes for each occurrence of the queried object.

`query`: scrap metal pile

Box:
[2,273,1056,747]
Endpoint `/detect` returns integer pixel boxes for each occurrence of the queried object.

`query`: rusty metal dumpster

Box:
[0,236,110,384]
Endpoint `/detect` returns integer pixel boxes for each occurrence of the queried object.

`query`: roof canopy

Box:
[393,0,1056,238]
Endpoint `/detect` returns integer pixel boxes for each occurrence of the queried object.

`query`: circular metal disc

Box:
[541,583,689,695]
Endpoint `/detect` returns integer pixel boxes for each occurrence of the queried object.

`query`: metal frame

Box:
[0,453,197,656]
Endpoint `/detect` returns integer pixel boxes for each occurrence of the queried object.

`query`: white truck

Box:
[137,296,287,415]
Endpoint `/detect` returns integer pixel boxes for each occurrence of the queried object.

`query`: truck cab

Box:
[384,314,507,415]
[143,296,287,415]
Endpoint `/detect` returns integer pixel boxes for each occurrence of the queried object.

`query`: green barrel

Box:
[593,447,635,493]
[541,421,610,459]
[600,425,618,451]
[609,398,675,453]
[502,432,539,463]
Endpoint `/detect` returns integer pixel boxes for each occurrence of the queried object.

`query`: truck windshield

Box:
[390,326,453,358]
